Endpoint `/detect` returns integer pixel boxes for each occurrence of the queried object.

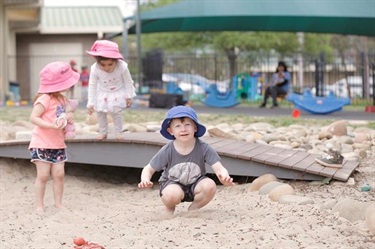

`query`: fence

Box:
[7,52,375,104]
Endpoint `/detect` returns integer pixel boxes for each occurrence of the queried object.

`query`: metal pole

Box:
[122,19,128,59]
[136,0,142,92]
[297,32,304,92]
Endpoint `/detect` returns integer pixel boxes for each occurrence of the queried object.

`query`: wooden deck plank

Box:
[305,161,327,176]
[292,154,320,173]
[265,150,299,166]
[238,145,274,160]
[319,163,340,178]
[251,147,286,164]
[209,139,238,150]
[121,132,151,144]
[278,151,310,169]
[333,160,359,181]
[215,141,250,157]
[228,142,261,158]
[200,136,226,145]
[0,135,360,182]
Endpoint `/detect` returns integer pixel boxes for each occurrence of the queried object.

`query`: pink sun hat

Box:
[38,61,80,94]
[86,40,124,60]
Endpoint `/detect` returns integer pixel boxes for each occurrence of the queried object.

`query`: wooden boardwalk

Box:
[0,132,359,182]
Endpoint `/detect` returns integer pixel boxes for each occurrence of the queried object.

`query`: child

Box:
[67,59,78,98]
[138,105,234,215]
[259,61,291,108]
[28,61,80,214]
[85,40,136,140]
[79,65,90,103]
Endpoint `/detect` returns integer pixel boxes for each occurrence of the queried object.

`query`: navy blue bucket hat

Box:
[160,105,206,140]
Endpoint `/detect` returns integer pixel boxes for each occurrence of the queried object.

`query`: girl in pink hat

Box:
[28,61,80,214]
[86,40,136,140]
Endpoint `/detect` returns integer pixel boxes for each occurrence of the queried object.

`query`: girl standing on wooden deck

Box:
[86,40,136,140]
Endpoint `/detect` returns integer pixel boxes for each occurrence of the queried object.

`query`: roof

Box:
[127,0,375,36]
[40,6,123,34]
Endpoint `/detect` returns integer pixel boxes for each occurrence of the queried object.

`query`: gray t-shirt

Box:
[149,138,221,185]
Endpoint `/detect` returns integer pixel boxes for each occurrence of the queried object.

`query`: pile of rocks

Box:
[250,173,375,235]
[1,116,374,163]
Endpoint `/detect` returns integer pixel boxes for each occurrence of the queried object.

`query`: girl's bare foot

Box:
[115,134,124,141]
[55,204,64,209]
[96,134,107,140]
[36,207,44,214]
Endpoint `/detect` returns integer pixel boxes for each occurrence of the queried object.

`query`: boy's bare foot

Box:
[164,207,175,216]
[96,134,107,140]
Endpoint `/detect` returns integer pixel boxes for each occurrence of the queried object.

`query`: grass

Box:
[1,105,374,129]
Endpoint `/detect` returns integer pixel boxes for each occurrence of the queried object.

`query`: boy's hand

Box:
[212,162,235,186]
[138,180,153,189]
[218,174,235,186]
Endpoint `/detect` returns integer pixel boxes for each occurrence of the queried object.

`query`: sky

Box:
[44,0,137,17]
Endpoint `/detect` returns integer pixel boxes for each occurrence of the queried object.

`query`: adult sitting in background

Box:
[259,61,291,108]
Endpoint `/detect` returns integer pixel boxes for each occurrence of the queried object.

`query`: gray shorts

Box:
[159,175,207,202]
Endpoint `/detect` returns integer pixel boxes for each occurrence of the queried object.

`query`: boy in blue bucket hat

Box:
[138,105,234,215]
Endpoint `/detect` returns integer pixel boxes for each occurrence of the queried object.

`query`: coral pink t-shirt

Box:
[28,94,66,149]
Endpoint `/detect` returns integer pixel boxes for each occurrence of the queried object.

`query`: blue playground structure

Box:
[202,83,240,108]
[202,73,261,108]
[287,89,351,115]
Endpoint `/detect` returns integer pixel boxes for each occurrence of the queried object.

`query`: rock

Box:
[320,199,338,210]
[146,124,161,132]
[207,127,238,139]
[346,177,355,186]
[318,131,333,140]
[332,199,372,222]
[339,136,354,144]
[326,120,347,136]
[354,133,368,143]
[85,113,98,125]
[365,203,375,235]
[272,143,293,149]
[128,124,147,132]
[278,195,314,205]
[268,184,295,201]
[249,174,277,192]
[245,122,275,132]
[258,181,284,195]
[15,131,32,140]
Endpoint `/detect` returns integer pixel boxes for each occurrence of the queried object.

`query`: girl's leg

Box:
[51,163,65,209]
[161,184,184,215]
[188,178,217,212]
[34,161,52,213]
[96,111,108,139]
[111,107,123,139]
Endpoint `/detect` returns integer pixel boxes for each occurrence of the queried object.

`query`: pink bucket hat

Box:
[38,61,80,93]
[86,40,124,60]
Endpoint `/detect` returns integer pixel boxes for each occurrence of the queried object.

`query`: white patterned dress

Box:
[87,60,136,113]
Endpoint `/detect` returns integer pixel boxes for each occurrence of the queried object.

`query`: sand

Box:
[0,154,374,249]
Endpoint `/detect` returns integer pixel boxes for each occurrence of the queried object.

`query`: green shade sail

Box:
[127,0,375,36]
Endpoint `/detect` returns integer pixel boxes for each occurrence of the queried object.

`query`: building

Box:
[1,0,123,103]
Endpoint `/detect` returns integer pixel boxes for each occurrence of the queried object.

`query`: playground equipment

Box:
[202,73,261,108]
[287,89,350,115]
[235,73,262,101]
[202,83,240,108]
